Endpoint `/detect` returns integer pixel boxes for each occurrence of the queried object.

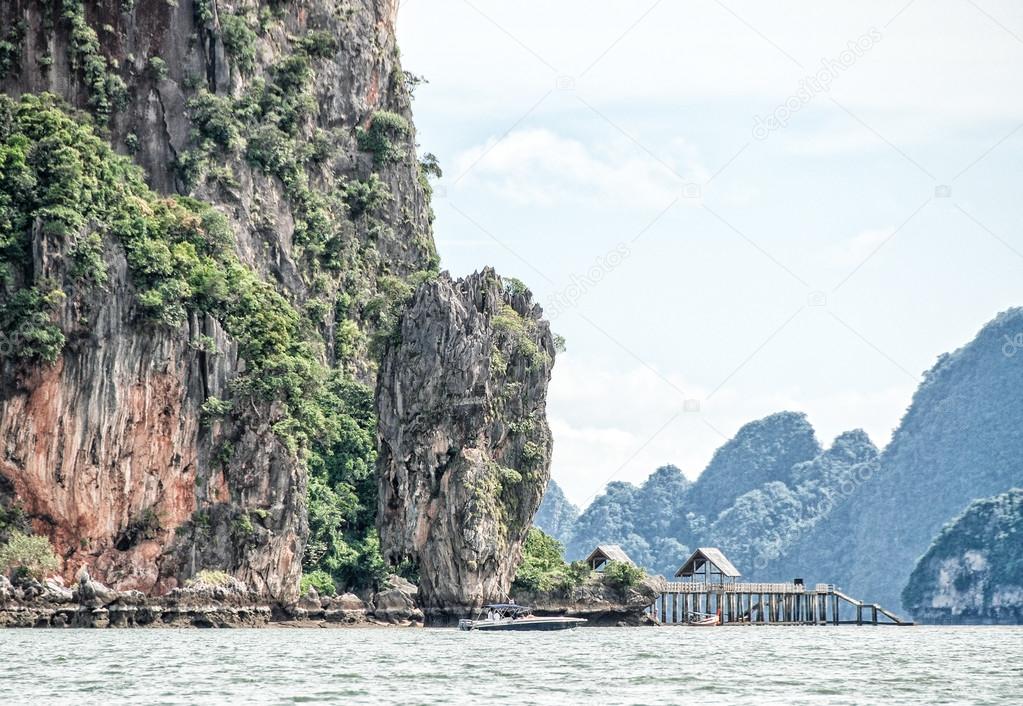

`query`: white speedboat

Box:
[458,604,587,631]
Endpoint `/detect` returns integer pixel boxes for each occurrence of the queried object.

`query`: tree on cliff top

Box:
[602,560,646,591]
[512,528,588,593]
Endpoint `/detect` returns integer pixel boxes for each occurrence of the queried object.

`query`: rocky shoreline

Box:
[0,569,659,629]
[512,576,662,627]
[0,572,424,629]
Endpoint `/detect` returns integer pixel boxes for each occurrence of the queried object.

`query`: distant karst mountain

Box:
[708,429,879,579]
[682,411,822,519]
[563,465,691,576]
[903,489,1023,624]
[532,480,579,546]
[541,308,1023,619]
[780,308,1023,611]
[554,416,873,580]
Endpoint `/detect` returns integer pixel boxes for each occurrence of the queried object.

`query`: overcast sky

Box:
[396,0,1023,507]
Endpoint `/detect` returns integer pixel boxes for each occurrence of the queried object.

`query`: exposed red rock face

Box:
[1,356,198,593]
[0,229,305,597]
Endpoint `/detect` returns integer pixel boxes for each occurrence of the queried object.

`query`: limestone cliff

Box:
[902,489,1023,624]
[0,0,436,601]
[376,269,556,623]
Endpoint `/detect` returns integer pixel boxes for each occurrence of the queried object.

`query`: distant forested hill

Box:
[555,417,875,579]
[902,489,1023,624]
[778,308,1023,611]
[532,480,579,545]
[537,308,1023,617]
[681,412,822,520]
[711,429,878,579]
[563,466,691,576]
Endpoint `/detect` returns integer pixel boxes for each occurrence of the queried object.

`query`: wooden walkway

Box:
[648,582,912,626]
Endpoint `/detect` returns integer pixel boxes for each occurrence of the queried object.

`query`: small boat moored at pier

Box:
[458,604,587,631]
[686,610,720,626]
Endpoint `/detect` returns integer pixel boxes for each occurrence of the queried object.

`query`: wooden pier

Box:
[638,548,913,626]
[648,581,912,626]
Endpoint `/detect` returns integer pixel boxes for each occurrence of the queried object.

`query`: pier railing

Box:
[660,581,815,594]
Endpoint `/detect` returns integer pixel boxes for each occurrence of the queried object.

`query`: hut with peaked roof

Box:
[674,547,741,585]
[585,544,635,572]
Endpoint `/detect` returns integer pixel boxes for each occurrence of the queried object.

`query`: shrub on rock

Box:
[602,560,645,591]
[0,531,59,580]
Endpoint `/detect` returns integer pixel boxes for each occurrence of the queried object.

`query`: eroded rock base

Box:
[0,572,423,628]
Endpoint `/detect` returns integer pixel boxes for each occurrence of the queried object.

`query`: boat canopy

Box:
[483,604,530,613]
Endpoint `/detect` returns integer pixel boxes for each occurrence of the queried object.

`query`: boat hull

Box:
[459,617,587,632]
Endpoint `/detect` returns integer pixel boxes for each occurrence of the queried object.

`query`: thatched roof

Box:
[675,547,741,578]
[585,544,635,566]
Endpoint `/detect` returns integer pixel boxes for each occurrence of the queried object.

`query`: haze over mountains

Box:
[535,308,1023,616]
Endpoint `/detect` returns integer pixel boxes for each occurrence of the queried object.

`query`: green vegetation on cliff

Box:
[601,559,645,591]
[61,0,127,119]
[0,94,324,441]
[0,22,23,81]
[513,527,645,595]
[357,111,411,165]
[185,569,236,588]
[221,13,258,76]
[303,374,388,591]
[903,489,1023,622]
[0,93,389,593]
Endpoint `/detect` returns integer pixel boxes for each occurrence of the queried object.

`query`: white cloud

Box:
[451,128,700,207]
[827,227,894,268]
[545,353,706,504]
[399,0,1023,128]
[776,123,902,156]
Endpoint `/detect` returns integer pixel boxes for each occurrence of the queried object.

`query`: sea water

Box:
[1,626,1020,704]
